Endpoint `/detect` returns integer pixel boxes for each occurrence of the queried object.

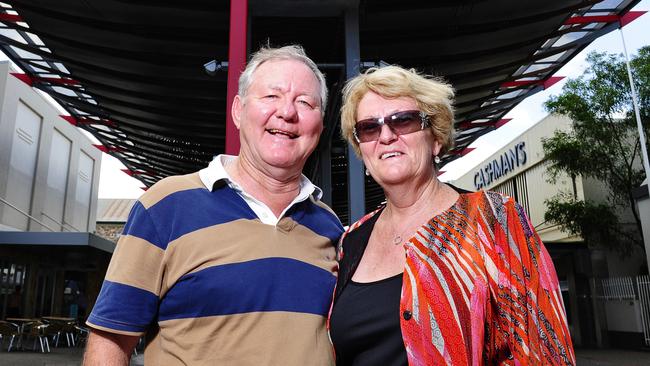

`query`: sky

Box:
[1,1,648,198]
[440,0,650,182]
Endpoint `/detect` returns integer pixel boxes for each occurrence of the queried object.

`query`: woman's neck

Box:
[383,177,457,221]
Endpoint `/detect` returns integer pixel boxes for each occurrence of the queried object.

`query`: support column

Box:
[225,0,248,155]
[345,1,365,223]
[633,183,650,270]
[320,144,332,206]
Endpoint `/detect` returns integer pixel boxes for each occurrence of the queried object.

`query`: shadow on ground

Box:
[0,346,649,365]
[0,346,143,366]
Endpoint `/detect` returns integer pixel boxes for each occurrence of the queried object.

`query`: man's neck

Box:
[227,155,302,217]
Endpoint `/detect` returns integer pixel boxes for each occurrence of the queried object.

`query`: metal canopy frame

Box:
[0,0,641,224]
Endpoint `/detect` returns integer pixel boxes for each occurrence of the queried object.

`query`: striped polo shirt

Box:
[87,170,343,365]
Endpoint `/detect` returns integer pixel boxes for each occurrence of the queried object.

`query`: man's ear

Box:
[231,95,243,130]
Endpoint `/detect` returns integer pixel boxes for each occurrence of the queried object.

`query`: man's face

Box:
[233,59,323,174]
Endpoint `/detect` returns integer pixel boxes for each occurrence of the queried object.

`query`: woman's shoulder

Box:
[336,207,383,260]
[457,189,525,223]
[462,190,534,235]
[459,189,517,209]
[344,207,383,235]
[447,184,512,205]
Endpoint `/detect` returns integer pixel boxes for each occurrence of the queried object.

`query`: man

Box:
[84,45,343,365]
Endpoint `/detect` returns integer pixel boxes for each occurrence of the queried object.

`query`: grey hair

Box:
[238,44,328,113]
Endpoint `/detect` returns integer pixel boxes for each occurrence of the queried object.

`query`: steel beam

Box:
[345,1,365,223]
[225,0,248,155]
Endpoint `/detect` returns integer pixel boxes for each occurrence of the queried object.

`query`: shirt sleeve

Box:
[491,197,576,365]
[86,201,165,336]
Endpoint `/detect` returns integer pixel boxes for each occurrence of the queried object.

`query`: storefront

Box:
[0,232,114,321]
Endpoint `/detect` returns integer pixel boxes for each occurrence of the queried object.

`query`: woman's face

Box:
[356,91,441,187]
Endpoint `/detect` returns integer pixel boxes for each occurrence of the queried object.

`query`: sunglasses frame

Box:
[353,110,431,143]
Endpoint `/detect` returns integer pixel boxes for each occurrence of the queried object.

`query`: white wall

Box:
[42,129,72,230]
[2,101,42,230]
[0,61,101,233]
[604,301,644,333]
[71,151,95,231]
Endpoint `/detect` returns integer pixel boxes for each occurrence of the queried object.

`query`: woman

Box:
[329,66,575,366]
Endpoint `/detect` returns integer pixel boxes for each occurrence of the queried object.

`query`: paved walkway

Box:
[575,348,650,365]
[1,347,649,365]
[0,347,144,366]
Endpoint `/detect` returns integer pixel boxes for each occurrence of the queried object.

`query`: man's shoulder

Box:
[139,172,205,209]
[308,196,339,218]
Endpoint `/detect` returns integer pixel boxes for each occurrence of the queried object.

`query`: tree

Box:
[542,46,650,254]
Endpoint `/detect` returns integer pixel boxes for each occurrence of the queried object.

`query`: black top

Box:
[331,184,469,365]
[330,209,407,366]
[330,273,407,366]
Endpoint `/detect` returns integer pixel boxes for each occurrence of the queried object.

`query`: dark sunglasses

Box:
[353,110,430,143]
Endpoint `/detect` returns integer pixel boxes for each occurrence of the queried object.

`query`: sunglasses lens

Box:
[354,110,426,143]
[354,121,381,142]
[389,111,422,135]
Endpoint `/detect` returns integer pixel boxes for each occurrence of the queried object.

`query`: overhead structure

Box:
[0,0,642,224]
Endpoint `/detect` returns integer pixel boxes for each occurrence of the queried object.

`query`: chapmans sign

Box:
[473,141,526,190]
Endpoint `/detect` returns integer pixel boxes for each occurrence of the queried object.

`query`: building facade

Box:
[0,61,113,321]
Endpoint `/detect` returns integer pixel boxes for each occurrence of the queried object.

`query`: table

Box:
[5,317,35,323]
[5,317,37,331]
[41,316,75,322]
[41,316,77,347]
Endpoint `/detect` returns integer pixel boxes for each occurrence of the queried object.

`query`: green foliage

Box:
[541,131,598,183]
[544,196,634,255]
[542,46,649,251]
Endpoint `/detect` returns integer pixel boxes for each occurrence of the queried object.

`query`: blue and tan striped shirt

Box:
[88,167,343,365]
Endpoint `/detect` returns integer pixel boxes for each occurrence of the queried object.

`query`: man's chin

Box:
[263,154,306,171]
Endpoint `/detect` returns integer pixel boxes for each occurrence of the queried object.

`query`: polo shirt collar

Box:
[198,154,322,201]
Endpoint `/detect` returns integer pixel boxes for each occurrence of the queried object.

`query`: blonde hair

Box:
[340,65,455,157]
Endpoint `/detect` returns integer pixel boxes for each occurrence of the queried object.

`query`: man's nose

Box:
[276,98,298,122]
[378,123,398,143]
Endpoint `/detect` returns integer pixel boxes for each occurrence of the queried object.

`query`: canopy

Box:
[0,0,640,223]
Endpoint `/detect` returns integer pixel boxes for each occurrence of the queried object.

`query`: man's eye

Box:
[264,94,278,99]
[298,100,313,108]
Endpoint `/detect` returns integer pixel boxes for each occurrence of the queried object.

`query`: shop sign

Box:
[473,142,527,189]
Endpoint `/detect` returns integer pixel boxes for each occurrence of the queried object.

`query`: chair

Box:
[133,336,144,356]
[59,321,77,347]
[0,321,20,352]
[25,321,51,353]
[75,325,89,348]
[45,321,69,348]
